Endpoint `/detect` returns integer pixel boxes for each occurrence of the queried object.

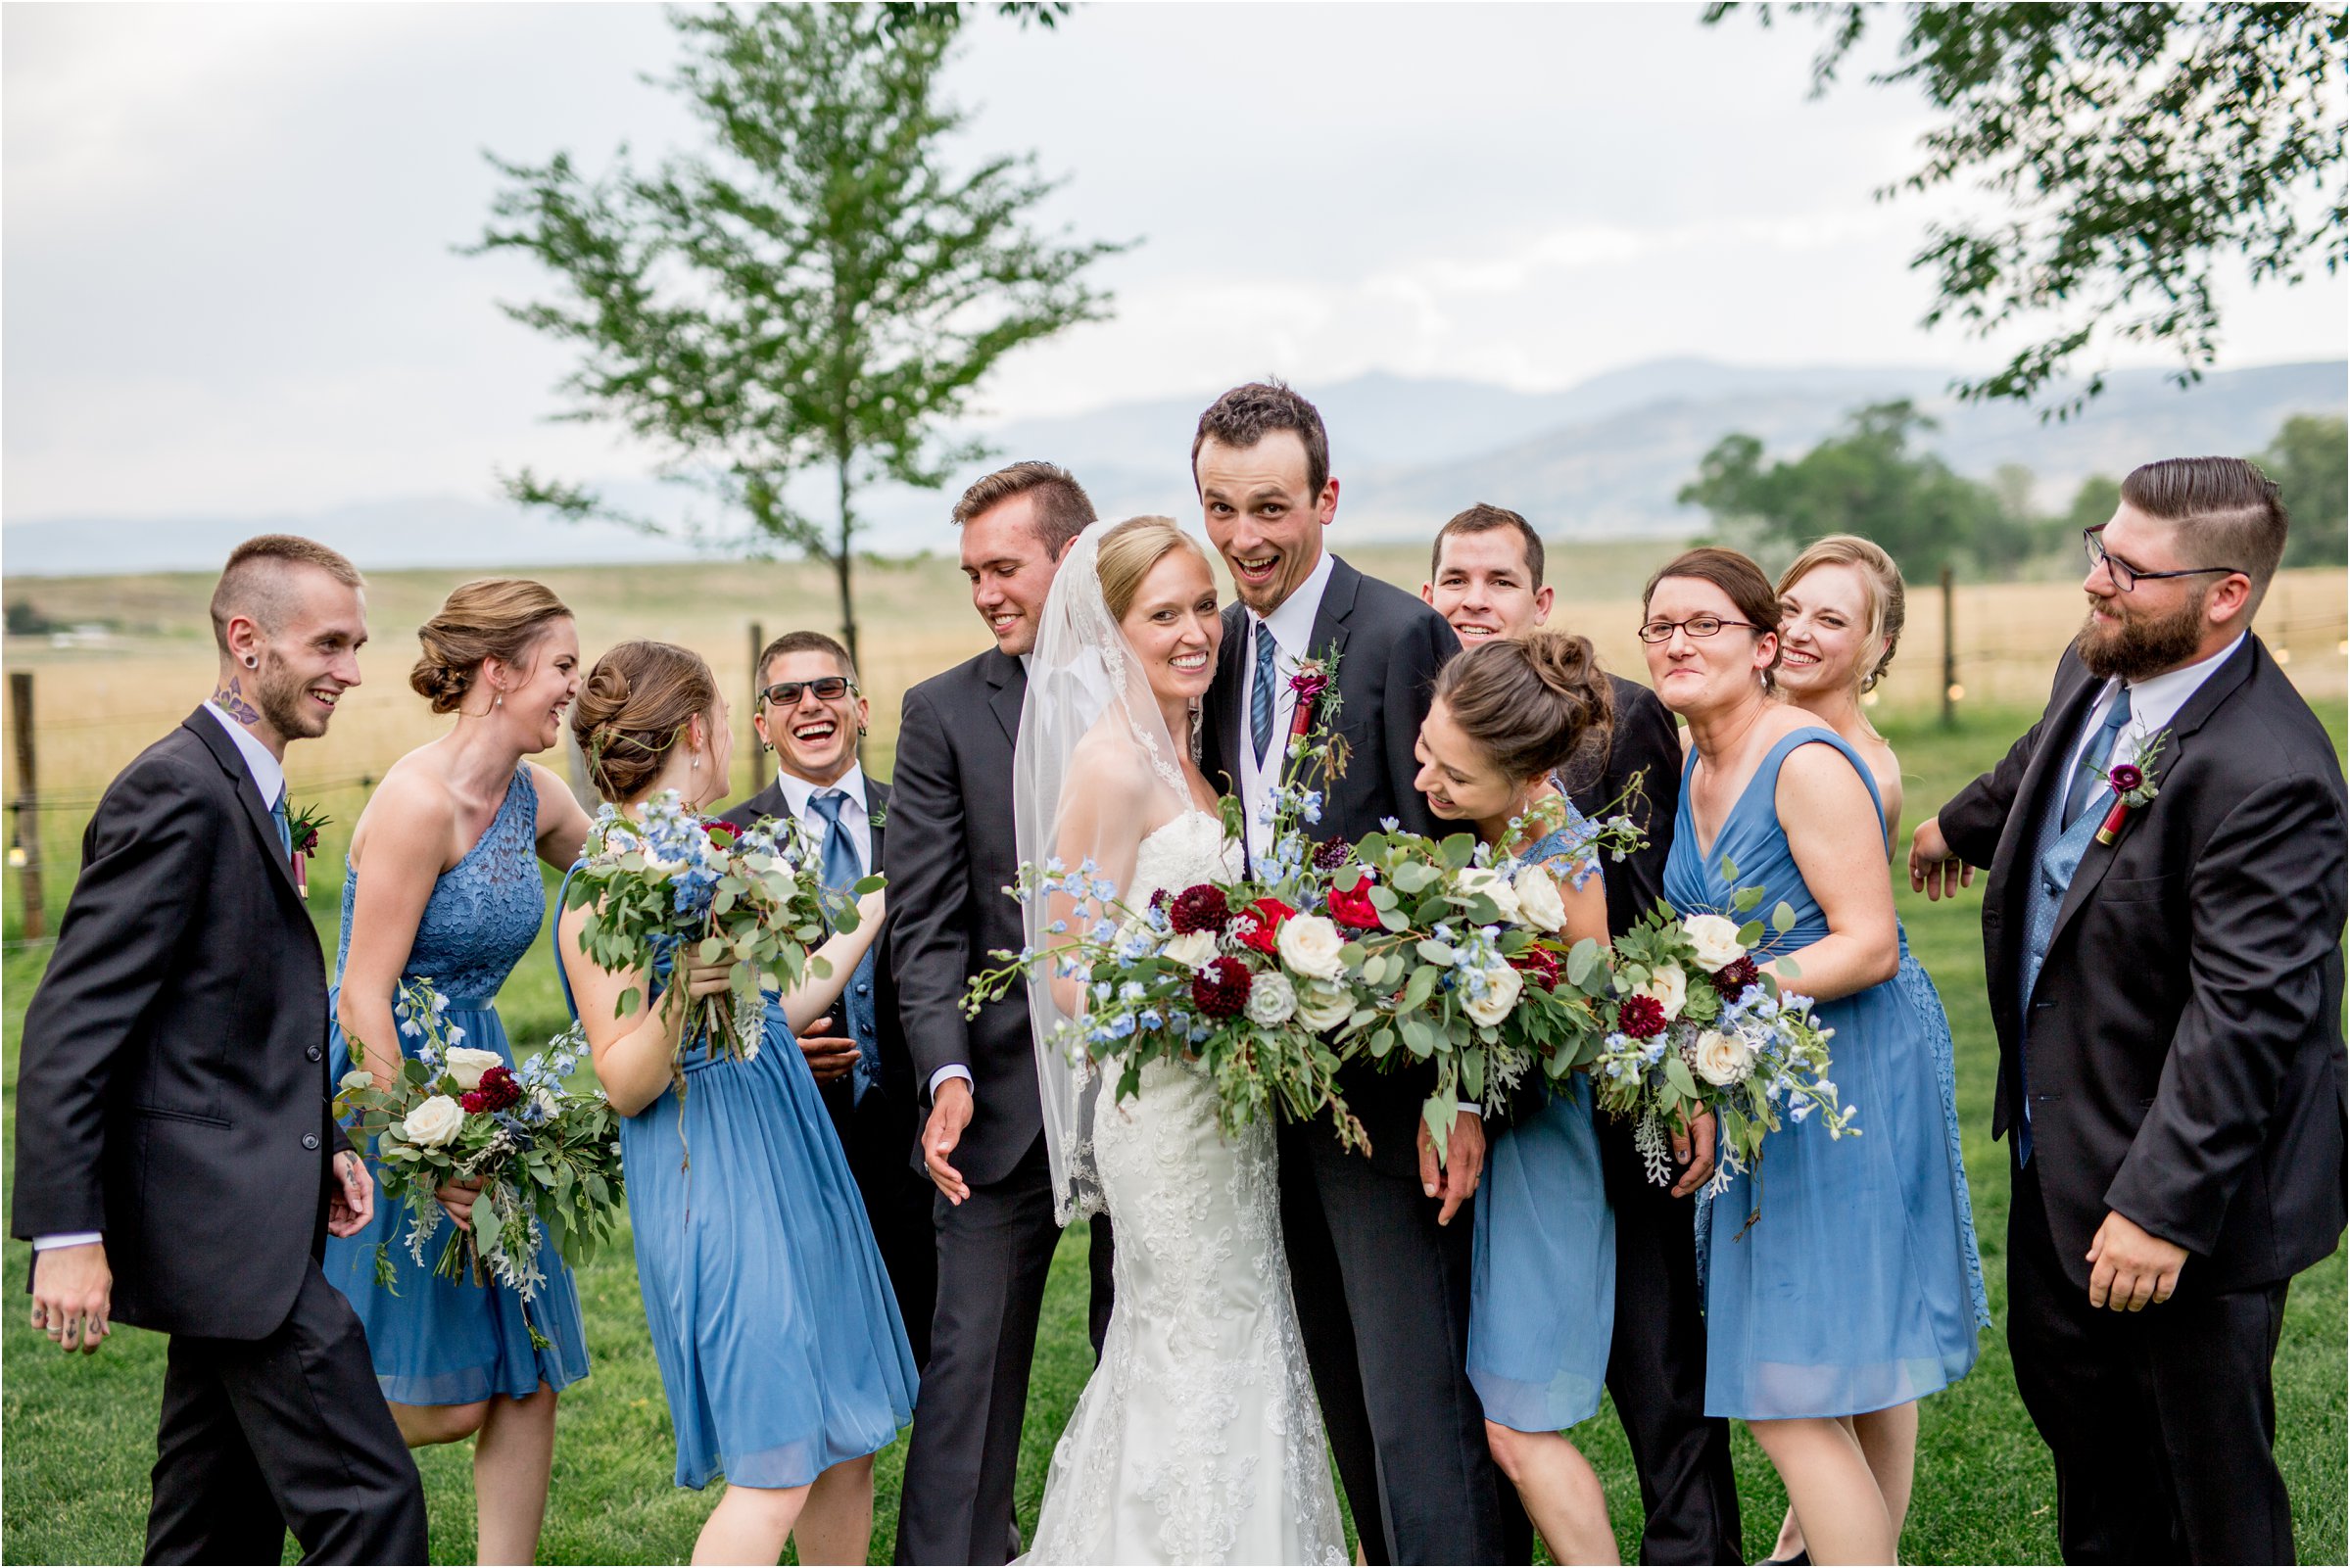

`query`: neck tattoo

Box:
[212,677,263,727]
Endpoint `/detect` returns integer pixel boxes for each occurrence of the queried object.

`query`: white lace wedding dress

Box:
[1023,810,1348,1566]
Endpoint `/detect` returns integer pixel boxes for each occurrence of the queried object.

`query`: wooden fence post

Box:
[1940,565,1958,731]
[11,671,46,938]
[747,621,769,796]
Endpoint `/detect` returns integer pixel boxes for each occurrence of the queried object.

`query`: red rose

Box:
[2108,763,2143,793]
[1327,880,1381,930]
[1511,947,1562,989]
[1617,994,1667,1041]
[1234,896,1296,956]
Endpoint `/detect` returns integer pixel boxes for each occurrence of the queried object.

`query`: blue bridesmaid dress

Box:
[552,868,917,1491]
[324,766,593,1404]
[1469,808,1618,1433]
[1669,728,1983,1420]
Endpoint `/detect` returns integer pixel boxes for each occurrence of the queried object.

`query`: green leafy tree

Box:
[1711,4,2346,414]
[2259,413,2349,568]
[1677,401,2023,579]
[476,3,1126,666]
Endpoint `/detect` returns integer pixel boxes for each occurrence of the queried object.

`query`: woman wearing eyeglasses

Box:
[1638,547,1980,1566]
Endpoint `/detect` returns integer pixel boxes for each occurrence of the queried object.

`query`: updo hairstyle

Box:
[1641,546,1784,691]
[1776,534,1906,695]
[569,640,719,802]
[1432,630,1616,786]
[409,577,573,714]
[1096,515,1211,620]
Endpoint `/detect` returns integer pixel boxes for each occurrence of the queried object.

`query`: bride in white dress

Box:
[1014,516,1347,1566]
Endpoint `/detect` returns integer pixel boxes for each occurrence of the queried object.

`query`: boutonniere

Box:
[2093,729,2170,846]
[1286,649,1341,746]
[286,801,331,899]
[869,806,887,832]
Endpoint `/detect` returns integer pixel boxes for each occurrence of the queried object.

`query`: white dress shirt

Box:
[38,701,289,1254]
[775,763,874,878]
[2057,634,2245,797]
[1237,549,1338,860]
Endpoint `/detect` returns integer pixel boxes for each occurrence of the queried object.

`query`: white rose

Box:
[1635,963,1689,1021]
[1293,982,1354,1033]
[1680,914,1747,974]
[1511,866,1567,932]
[1161,929,1221,970]
[1276,914,1347,982]
[530,1087,563,1122]
[1456,868,1521,925]
[1692,1027,1755,1087]
[444,1046,505,1092]
[1245,970,1298,1027]
[401,1095,465,1148]
[1462,964,1523,1027]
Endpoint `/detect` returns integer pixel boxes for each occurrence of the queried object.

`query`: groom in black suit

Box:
[1194,382,1504,1564]
[892,461,1115,1566]
[1916,457,2345,1564]
[10,536,427,1563]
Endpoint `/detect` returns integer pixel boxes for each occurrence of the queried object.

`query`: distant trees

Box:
[477,3,1124,667]
[1678,404,2346,581]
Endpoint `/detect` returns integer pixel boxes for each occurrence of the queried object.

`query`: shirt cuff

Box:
[928,1065,974,1098]
[1462,1104,1485,1118]
[33,1233,102,1251]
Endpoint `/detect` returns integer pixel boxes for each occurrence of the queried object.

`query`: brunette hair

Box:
[409,578,574,713]
[1643,546,1784,691]
[2119,455,2289,617]
[1776,535,1906,696]
[1096,515,1211,620]
[1432,630,1615,786]
[570,640,719,801]
[1431,503,1546,590]
[951,460,1096,558]
[1191,380,1330,499]
[208,534,364,653]
[755,629,856,688]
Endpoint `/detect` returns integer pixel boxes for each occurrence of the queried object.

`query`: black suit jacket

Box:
[1940,638,2346,1293]
[10,710,345,1340]
[720,775,918,1166]
[1565,673,1682,935]
[888,648,1041,1186]
[1203,554,1462,1173]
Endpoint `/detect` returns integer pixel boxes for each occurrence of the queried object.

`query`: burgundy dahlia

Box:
[475,1066,524,1113]
[459,1090,488,1115]
[1714,954,1761,996]
[1313,839,1352,873]
[1617,993,1668,1041]
[1169,883,1231,935]
[1191,956,1254,1018]
[2108,763,2143,793]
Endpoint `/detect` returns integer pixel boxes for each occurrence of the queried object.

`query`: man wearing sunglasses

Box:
[1912,456,2345,1564]
[721,630,935,1368]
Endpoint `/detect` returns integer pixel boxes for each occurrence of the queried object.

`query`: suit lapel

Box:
[183,709,303,900]
[1307,555,1359,672]
[868,779,889,870]
[985,649,1027,751]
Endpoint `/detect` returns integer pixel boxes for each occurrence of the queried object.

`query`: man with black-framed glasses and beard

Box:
[722,630,935,1368]
[1913,456,2345,1564]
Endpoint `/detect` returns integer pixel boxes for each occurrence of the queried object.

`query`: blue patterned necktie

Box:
[1250,618,1277,770]
[809,789,878,1102]
[270,787,293,857]
[2062,687,2134,827]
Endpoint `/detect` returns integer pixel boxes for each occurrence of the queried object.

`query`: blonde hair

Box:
[409,578,573,714]
[1776,536,1906,706]
[1096,515,1211,620]
[570,641,719,801]
[209,535,364,653]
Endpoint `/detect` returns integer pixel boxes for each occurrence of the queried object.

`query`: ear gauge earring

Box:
[242,654,259,669]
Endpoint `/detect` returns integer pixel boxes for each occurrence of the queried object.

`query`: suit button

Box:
[302,1132,320,1151]
[856,982,871,996]
[308,1044,323,1062]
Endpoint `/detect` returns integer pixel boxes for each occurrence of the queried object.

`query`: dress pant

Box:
[2008,1159,2295,1565]
[895,1136,1114,1566]
[143,1260,426,1565]
[1596,1112,1743,1565]
[1279,1118,1503,1566]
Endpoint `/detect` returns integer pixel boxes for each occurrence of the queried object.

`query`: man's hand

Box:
[1908,817,1975,901]
[2086,1211,2189,1310]
[29,1243,112,1354]
[796,1015,860,1085]
[437,1176,484,1232]
[925,1077,975,1205]
[1669,1108,1718,1199]
[327,1150,375,1238]
[1416,1110,1486,1227]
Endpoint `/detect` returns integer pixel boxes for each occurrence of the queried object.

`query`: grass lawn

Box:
[2,701,2342,1564]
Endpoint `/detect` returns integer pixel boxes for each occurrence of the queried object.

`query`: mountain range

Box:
[6,357,2340,576]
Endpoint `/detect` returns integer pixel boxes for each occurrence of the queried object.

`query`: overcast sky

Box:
[6,1,2341,522]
